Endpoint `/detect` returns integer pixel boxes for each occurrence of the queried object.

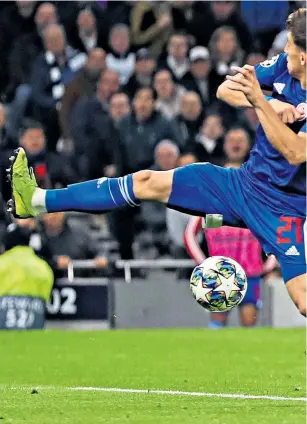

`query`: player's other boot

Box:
[7,147,38,218]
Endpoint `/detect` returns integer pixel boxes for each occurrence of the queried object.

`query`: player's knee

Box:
[297,301,307,317]
[133,170,173,202]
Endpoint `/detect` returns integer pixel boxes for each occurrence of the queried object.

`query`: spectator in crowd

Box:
[116,87,183,175]
[123,48,157,98]
[59,48,106,142]
[109,92,131,125]
[223,127,251,168]
[70,70,119,180]
[160,32,190,83]
[31,24,86,151]
[6,2,58,141]
[186,113,225,164]
[70,8,106,53]
[106,24,135,85]
[130,1,173,59]
[110,87,182,260]
[141,140,180,256]
[5,218,55,270]
[206,1,253,54]
[42,212,107,276]
[208,26,245,93]
[246,52,265,67]
[241,0,289,55]
[268,30,288,57]
[0,104,10,150]
[154,69,186,119]
[182,47,214,107]
[18,119,77,189]
[6,2,58,101]
[177,91,204,148]
[0,0,38,95]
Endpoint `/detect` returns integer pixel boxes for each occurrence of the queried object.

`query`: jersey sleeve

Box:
[255,53,288,90]
[299,123,307,133]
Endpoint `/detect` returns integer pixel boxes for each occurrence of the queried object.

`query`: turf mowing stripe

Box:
[5,386,307,402]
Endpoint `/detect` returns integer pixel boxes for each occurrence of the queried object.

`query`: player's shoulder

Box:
[258,53,288,72]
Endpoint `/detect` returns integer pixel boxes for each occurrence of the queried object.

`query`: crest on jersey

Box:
[260,55,279,68]
[296,102,307,121]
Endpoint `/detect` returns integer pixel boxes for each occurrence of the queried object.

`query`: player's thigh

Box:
[167,163,240,224]
[285,274,307,317]
[133,169,174,202]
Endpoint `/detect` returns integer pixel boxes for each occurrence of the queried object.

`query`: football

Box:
[190,256,248,312]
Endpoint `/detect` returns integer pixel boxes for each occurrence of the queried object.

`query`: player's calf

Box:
[286,274,307,317]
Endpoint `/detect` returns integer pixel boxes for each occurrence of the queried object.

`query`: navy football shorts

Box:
[168,163,306,283]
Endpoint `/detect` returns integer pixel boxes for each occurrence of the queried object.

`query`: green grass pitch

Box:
[0,328,306,424]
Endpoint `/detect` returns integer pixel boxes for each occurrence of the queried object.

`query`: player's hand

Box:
[57,255,71,269]
[268,99,303,124]
[226,65,264,107]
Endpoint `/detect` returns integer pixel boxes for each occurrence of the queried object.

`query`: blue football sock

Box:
[45,175,139,213]
[209,320,226,329]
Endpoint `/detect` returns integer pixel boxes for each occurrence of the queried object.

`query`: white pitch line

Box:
[4,386,307,402]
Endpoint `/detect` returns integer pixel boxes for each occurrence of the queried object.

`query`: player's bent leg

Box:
[285,274,307,317]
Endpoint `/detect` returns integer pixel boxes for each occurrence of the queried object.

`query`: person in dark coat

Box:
[123,48,156,98]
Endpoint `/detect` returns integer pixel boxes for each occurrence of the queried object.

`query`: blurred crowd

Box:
[0,0,301,272]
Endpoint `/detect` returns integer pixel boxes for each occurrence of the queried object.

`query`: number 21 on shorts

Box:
[277,217,303,244]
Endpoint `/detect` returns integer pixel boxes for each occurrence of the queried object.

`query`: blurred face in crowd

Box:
[43,212,65,235]
[216,29,237,56]
[110,26,130,54]
[85,48,106,78]
[224,128,250,163]
[246,52,265,66]
[20,127,45,154]
[110,93,130,122]
[168,34,188,61]
[0,104,5,128]
[284,31,306,79]
[97,71,119,102]
[211,1,235,20]
[191,59,211,79]
[201,114,224,140]
[154,70,175,100]
[133,88,155,120]
[78,10,97,35]
[16,0,36,16]
[180,92,201,121]
[155,141,179,170]
[35,3,57,34]
[135,58,156,77]
[43,24,65,56]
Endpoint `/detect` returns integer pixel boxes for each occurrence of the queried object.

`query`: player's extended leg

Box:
[8,148,240,226]
[285,274,306,317]
[7,148,174,218]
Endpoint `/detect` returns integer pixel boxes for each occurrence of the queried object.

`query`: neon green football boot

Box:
[7,148,38,218]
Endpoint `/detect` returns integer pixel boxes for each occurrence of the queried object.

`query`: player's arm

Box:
[216,78,253,108]
[227,65,306,165]
[184,216,206,264]
[255,99,306,165]
[216,55,282,108]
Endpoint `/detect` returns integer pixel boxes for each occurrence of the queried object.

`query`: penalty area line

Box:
[4,386,307,402]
